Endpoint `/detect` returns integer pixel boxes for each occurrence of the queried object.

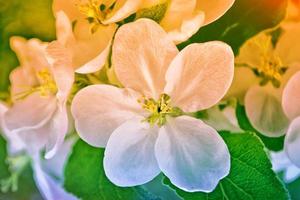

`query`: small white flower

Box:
[71,19,234,192]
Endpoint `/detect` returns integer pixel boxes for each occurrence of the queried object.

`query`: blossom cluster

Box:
[0,0,300,199]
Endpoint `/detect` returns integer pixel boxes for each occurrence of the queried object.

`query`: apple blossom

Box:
[52,0,235,74]
[271,151,300,183]
[71,19,234,192]
[3,37,74,159]
[226,24,300,137]
[282,70,300,168]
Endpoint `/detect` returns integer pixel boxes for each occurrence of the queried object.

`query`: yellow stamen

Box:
[138,94,182,126]
[14,69,57,100]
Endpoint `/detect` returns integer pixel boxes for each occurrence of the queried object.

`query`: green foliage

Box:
[235,102,285,151]
[164,131,289,200]
[178,0,288,54]
[0,0,55,91]
[0,136,41,199]
[64,139,160,200]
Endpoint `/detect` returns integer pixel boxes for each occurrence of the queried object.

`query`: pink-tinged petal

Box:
[167,11,205,44]
[113,18,178,98]
[245,85,289,137]
[282,71,300,119]
[55,11,75,47]
[44,105,70,159]
[103,0,142,24]
[197,0,235,25]
[32,154,78,200]
[281,63,300,88]
[104,117,160,186]
[155,116,230,192]
[46,41,74,102]
[43,137,76,179]
[10,37,49,71]
[71,85,144,147]
[165,42,234,112]
[275,23,300,65]
[225,67,259,103]
[75,42,111,74]
[285,116,300,168]
[53,0,83,21]
[4,94,57,132]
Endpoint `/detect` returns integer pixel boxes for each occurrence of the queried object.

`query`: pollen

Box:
[138,94,182,126]
[253,35,285,88]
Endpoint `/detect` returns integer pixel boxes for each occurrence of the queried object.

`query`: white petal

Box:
[71,85,144,147]
[165,42,234,112]
[32,155,78,200]
[44,104,70,159]
[104,117,160,187]
[245,85,289,137]
[282,71,300,120]
[113,18,178,98]
[155,116,230,192]
[4,94,57,132]
[285,116,300,168]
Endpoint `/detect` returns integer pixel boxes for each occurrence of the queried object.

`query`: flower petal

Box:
[245,85,289,137]
[46,41,74,102]
[159,0,205,43]
[197,0,235,25]
[282,71,300,120]
[275,23,300,65]
[113,18,178,98]
[4,94,56,132]
[52,0,82,22]
[71,85,144,147]
[55,11,75,47]
[32,154,78,200]
[225,66,259,103]
[164,42,234,112]
[44,105,70,159]
[104,117,160,186]
[103,0,142,24]
[285,116,300,168]
[155,116,230,192]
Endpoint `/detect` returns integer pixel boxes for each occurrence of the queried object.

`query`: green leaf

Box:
[164,131,289,200]
[0,0,55,91]
[286,176,300,200]
[178,0,288,54]
[0,135,42,199]
[235,102,284,151]
[64,139,160,200]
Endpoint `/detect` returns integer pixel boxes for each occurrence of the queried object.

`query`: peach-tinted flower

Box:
[226,24,300,137]
[141,0,235,43]
[71,19,234,192]
[3,37,74,159]
[53,0,234,74]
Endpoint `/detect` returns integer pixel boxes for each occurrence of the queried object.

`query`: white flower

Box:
[3,37,74,159]
[282,70,300,168]
[71,19,234,192]
[271,151,300,183]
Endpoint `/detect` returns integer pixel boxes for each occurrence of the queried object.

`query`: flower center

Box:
[14,69,57,100]
[256,53,285,88]
[138,94,182,126]
[77,0,116,33]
